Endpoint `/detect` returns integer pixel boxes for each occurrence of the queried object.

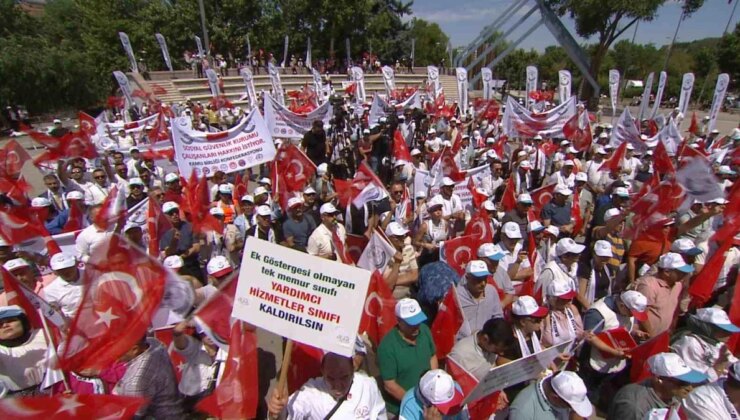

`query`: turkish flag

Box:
[629,330,670,382]
[233,172,249,200]
[393,129,412,162]
[0,139,31,180]
[467,177,488,210]
[0,394,147,419]
[687,112,699,135]
[447,357,501,418]
[32,130,98,164]
[359,270,397,346]
[712,181,740,244]
[729,272,740,332]
[287,341,323,394]
[193,272,239,348]
[138,146,175,162]
[332,229,353,265]
[572,188,583,235]
[443,234,480,275]
[93,185,127,230]
[530,183,557,216]
[346,234,369,264]
[146,111,171,142]
[334,178,353,208]
[432,286,464,359]
[196,321,259,419]
[653,139,675,175]
[78,112,98,136]
[184,174,222,234]
[646,120,659,137]
[599,141,628,173]
[431,148,465,183]
[0,174,31,203]
[147,196,172,257]
[677,138,709,163]
[57,234,167,372]
[473,98,500,123]
[0,207,47,245]
[153,326,193,383]
[63,199,85,233]
[277,144,316,192]
[501,176,517,213]
[689,237,734,307]
[464,212,494,244]
[627,180,685,240]
[344,82,357,96]
[562,111,592,152]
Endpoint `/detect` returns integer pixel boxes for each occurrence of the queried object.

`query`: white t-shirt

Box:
[440,194,463,217]
[0,329,47,391]
[171,336,227,396]
[42,275,84,318]
[683,381,738,420]
[307,223,347,259]
[75,224,114,262]
[286,372,387,419]
[425,137,442,153]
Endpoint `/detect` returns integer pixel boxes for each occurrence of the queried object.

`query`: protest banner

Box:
[463,340,573,404]
[367,92,422,127]
[481,68,493,101]
[171,108,277,178]
[118,32,138,73]
[262,92,333,139]
[608,69,619,117]
[525,66,538,110]
[558,70,571,104]
[678,73,695,119]
[502,96,576,139]
[351,66,367,103]
[427,66,441,99]
[414,165,490,211]
[268,62,286,106]
[232,237,371,357]
[455,67,469,114]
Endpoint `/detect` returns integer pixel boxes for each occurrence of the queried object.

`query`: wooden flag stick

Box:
[277,339,294,395]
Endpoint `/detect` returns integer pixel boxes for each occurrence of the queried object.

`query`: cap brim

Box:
[467,270,491,278]
[684,248,703,256]
[434,387,465,415]
[530,306,549,318]
[486,253,505,261]
[556,290,577,300]
[676,265,695,274]
[631,310,648,322]
[519,200,534,205]
[674,369,708,384]
[714,323,740,333]
[402,312,427,326]
[209,267,233,278]
[567,397,594,418]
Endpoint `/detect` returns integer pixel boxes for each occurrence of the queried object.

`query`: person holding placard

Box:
[508,371,593,420]
[378,298,438,417]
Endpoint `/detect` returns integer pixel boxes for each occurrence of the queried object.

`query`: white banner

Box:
[558,70,571,104]
[638,72,654,121]
[232,237,371,357]
[367,92,422,126]
[268,62,285,106]
[311,69,324,103]
[650,71,667,119]
[154,33,173,72]
[357,232,396,273]
[610,107,645,153]
[240,67,258,106]
[646,118,681,156]
[707,73,729,134]
[414,165,490,212]
[118,32,138,73]
[676,156,724,208]
[306,37,312,70]
[112,71,135,108]
[427,66,441,99]
[381,65,396,96]
[502,96,577,139]
[281,35,289,68]
[525,66,538,110]
[171,109,277,178]
[351,66,367,103]
[263,92,334,139]
[608,69,620,117]
[205,68,220,97]
[482,68,493,101]
[194,35,205,58]
[678,73,695,118]
[455,67,469,114]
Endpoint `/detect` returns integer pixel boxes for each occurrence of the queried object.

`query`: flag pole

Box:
[277,339,294,396]
[37,308,70,392]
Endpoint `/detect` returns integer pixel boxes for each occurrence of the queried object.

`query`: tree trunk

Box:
[580,42,610,111]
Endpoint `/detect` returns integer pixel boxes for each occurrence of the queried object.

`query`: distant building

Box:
[16,0,46,16]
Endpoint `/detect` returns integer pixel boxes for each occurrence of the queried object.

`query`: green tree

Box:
[403,18,449,66]
[717,23,740,84]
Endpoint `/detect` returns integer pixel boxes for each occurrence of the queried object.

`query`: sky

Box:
[409,0,740,51]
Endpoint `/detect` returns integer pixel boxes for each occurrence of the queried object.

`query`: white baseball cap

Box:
[164,173,179,183]
[554,185,572,196]
[593,240,613,258]
[442,140,452,148]
[303,186,317,195]
[671,238,703,256]
[319,202,339,215]
[31,197,51,208]
[555,238,586,256]
[65,190,84,200]
[658,252,694,273]
[395,298,427,325]
[575,172,588,182]
[482,200,496,211]
[626,143,636,150]
[596,146,608,154]
[209,207,225,216]
[519,160,532,170]
[477,243,505,261]
[545,225,560,237]
[529,220,545,232]
[240,194,254,203]
[129,177,145,187]
[163,255,184,269]
[560,140,571,146]
[415,190,427,199]
[547,277,577,299]
[613,187,630,198]
[427,128,436,134]
[218,184,233,195]
[620,290,648,321]
[253,186,268,196]
[385,222,409,237]
[50,252,76,271]
[533,134,543,140]
[256,205,272,217]
[393,159,407,168]
[418,370,464,415]
[566,147,578,154]
[512,295,548,317]
[604,208,621,222]
[486,137,496,144]
[696,307,740,333]
[206,255,233,277]
[0,237,8,247]
[3,258,29,272]
[441,177,456,187]
[162,201,180,214]
[410,148,422,156]
[427,195,445,211]
[259,177,272,185]
[502,221,522,239]
[517,193,534,204]
[707,197,729,205]
[486,150,499,160]
[718,166,737,175]
[287,197,304,209]
[648,353,708,383]
[465,260,491,278]
[317,163,329,176]
[598,132,608,139]
[551,371,593,418]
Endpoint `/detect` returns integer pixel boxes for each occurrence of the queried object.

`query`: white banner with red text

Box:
[263,92,334,140]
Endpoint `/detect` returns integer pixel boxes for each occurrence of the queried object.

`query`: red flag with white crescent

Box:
[346,234,369,264]
[530,183,557,216]
[63,199,85,233]
[0,207,48,245]
[431,286,464,359]
[443,235,479,275]
[0,394,147,419]
[153,326,193,383]
[0,139,31,180]
[287,341,323,394]
[464,212,493,244]
[193,272,238,348]
[599,141,628,173]
[501,176,517,213]
[393,129,412,162]
[359,270,397,346]
[629,331,670,382]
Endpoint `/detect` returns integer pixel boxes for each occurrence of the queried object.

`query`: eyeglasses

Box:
[94,175,106,180]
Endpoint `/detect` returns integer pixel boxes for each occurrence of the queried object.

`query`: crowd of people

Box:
[0,84,739,420]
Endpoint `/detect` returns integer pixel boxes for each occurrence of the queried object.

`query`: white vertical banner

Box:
[381,65,396,96]
[427,66,441,99]
[608,69,620,118]
[481,68,493,101]
[456,67,469,114]
[246,35,252,61]
[194,35,205,58]
[650,71,667,119]
[118,32,139,73]
[312,69,324,103]
[154,33,173,72]
[281,35,289,68]
[306,37,312,69]
[638,72,654,121]
[678,73,695,118]
[268,62,285,105]
[351,66,367,103]
[558,70,572,104]
[205,69,220,97]
[525,66,538,110]
[345,38,351,67]
[707,73,729,134]
[240,67,257,106]
[113,71,135,107]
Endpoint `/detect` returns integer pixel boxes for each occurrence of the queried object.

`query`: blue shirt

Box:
[45,209,69,235]
[399,386,469,420]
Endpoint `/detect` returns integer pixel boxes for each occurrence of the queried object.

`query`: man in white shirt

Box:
[438,177,465,227]
[307,203,347,260]
[548,159,576,189]
[84,168,111,205]
[126,147,142,178]
[585,147,609,194]
[41,252,84,318]
[116,128,135,150]
[268,352,387,419]
[75,204,114,263]
[425,130,442,154]
[620,143,641,182]
[480,160,505,197]
[683,361,740,420]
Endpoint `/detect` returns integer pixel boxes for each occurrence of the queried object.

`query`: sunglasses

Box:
[94,175,106,180]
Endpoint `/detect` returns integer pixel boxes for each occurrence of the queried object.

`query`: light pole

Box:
[197,0,210,58]
[662,10,685,72]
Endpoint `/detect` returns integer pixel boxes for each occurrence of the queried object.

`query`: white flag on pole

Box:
[707,73,729,134]
[638,72,654,121]
[525,66,538,110]
[456,67,469,114]
[357,231,397,272]
[608,69,620,117]
[678,73,695,118]
[558,70,572,104]
[650,71,667,119]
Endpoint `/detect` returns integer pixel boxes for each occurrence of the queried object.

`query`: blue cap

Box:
[0,305,24,320]
[674,369,709,384]
[465,260,491,278]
